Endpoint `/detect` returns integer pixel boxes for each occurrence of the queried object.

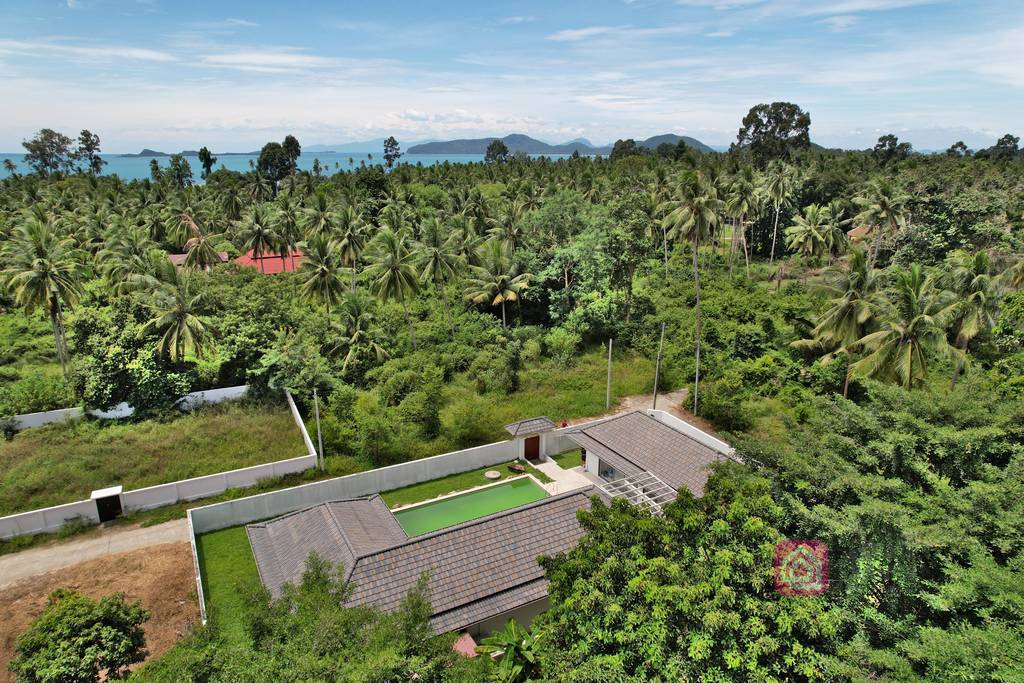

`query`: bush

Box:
[9,589,149,682]
[0,371,73,415]
[469,347,520,395]
[379,369,422,407]
[447,400,498,448]
[398,388,442,438]
[697,369,752,432]
[544,327,580,368]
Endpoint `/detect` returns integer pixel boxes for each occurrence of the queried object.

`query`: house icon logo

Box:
[774,540,828,596]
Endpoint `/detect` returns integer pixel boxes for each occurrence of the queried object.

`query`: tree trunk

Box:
[500,300,507,329]
[842,358,851,398]
[49,304,67,376]
[692,236,702,417]
[663,228,669,283]
[401,298,418,350]
[769,202,781,265]
[950,341,966,389]
[441,283,454,335]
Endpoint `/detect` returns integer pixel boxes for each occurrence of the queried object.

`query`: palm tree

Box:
[275,195,302,272]
[792,247,879,397]
[365,227,420,350]
[182,216,224,271]
[725,165,759,279]
[853,178,910,267]
[764,161,795,265]
[476,620,542,683]
[937,250,1004,388]
[334,292,389,373]
[139,268,210,362]
[236,204,279,274]
[0,215,82,374]
[661,171,722,415]
[464,239,530,329]
[848,264,956,390]
[302,191,337,239]
[784,203,830,270]
[335,205,366,292]
[823,199,850,264]
[416,217,462,333]
[300,235,347,316]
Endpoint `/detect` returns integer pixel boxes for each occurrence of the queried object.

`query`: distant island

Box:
[118,149,258,158]
[407,133,714,155]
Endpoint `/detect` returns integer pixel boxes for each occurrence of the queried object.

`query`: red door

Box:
[524,435,540,461]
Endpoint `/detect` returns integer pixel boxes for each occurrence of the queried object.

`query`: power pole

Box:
[313,388,324,470]
[606,338,613,410]
[652,322,666,410]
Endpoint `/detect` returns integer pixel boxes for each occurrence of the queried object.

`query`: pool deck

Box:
[532,460,595,495]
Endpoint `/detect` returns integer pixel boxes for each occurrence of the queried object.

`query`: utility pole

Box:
[313,388,324,471]
[652,322,666,410]
[606,338,613,410]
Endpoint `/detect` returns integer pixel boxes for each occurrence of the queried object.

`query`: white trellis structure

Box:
[599,471,676,515]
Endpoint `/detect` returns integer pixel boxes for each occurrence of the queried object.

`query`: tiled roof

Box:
[246,495,407,597]
[345,489,591,633]
[568,411,731,496]
[504,416,557,436]
[235,249,304,274]
[246,488,594,634]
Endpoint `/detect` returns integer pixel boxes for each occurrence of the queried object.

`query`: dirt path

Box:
[566,387,720,435]
[0,519,189,589]
[0,542,200,681]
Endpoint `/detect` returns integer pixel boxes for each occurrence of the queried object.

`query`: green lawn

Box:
[195,525,261,646]
[0,402,306,515]
[381,460,551,508]
[551,448,584,470]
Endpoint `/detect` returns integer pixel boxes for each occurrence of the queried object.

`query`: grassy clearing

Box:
[551,448,584,470]
[0,401,306,515]
[195,525,261,647]
[382,460,527,508]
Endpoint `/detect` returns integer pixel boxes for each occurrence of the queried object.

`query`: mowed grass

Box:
[0,402,306,515]
[551,448,584,470]
[195,525,261,647]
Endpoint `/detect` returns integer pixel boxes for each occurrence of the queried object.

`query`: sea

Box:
[0,151,577,182]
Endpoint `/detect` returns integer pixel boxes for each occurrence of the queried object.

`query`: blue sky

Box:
[1,0,1021,152]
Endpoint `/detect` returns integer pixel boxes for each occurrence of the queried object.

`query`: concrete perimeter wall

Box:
[189,438,519,535]
[646,409,735,455]
[0,390,315,540]
[10,385,250,432]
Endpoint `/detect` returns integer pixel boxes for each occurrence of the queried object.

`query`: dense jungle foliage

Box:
[3,115,1024,681]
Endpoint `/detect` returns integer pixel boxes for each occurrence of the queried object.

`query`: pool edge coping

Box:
[388,473,546,513]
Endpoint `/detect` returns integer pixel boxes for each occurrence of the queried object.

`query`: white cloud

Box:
[819,14,859,31]
[501,16,536,25]
[547,26,619,41]
[198,50,341,73]
[0,39,176,62]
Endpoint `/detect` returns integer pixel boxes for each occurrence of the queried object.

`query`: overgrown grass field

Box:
[195,525,262,647]
[0,401,306,515]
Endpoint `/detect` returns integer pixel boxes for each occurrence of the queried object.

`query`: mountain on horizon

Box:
[407,133,714,155]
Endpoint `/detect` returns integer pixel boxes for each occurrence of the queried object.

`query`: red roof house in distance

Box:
[234,249,304,274]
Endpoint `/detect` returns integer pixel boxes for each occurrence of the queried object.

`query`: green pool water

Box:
[393,477,548,536]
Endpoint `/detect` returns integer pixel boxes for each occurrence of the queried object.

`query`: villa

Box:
[244,410,735,643]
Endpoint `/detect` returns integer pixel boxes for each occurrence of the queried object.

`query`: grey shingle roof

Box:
[568,411,731,496]
[246,488,594,633]
[246,495,407,597]
[504,416,556,436]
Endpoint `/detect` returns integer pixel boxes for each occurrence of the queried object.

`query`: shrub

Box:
[9,589,149,682]
[545,327,580,368]
[398,388,442,438]
[469,347,520,395]
[0,371,73,415]
[447,400,498,448]
[697,369,752,432]
[379,369,422,407]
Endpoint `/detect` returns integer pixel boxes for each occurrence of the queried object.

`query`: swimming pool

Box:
[392,477,548,536]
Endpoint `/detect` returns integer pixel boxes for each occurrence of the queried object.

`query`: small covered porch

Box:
[504,417,557,464]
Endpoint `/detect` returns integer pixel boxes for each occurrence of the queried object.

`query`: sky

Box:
[0,0,1021,153]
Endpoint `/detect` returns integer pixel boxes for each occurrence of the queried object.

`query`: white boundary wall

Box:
[645,409,735,455]
[0,390,315,540]
[10,385,250,431]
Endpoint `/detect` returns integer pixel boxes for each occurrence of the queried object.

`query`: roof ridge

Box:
[348,487,596,568]
[245,494,382,528]
[428,578,548,624]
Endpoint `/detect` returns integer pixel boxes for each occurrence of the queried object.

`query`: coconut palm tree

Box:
[848,264,956,390]
[464,238,530,329]
[416,217,462,333]
[365,227,420,350]
[937,250,1005,388]
[335,205,366,292]
[236,203,279,274]
[300,235,347,316]
[764,161,795,265]
[302,191,337,239]
[823,199,850,264]
[792,247,879,397]
[334,292,389,373]
[182,216,224,271]
[0,215,83,374]
[725,165,760,279]
[853,178,910,268]
[661,171,722,415]
[275,195,302,272]
[139,268,210,362]
[784,203,830,270]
